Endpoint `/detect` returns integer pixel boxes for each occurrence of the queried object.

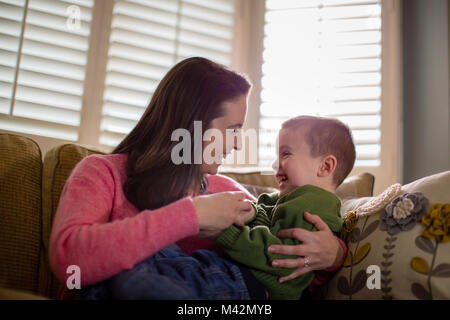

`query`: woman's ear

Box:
[317,155,337,178]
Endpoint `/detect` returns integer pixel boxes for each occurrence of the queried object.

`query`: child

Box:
[79,115,354,300]
[215,115,356,299]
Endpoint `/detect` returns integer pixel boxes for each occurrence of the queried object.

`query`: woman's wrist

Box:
[327,237,347,271]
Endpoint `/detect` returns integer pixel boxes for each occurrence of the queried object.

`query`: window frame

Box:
[233,0,402,194]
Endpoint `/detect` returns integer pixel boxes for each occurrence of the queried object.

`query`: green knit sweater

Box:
[216,184,342,300]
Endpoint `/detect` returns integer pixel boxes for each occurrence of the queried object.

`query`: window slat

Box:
[0,114,78,141]
[108,42,174,68]
[102,101,145,121]
[26,8,91,36]
[17,69,84,96]
[13,100,80,126]
[28,0,93,21]
[103,85,151,107]
[105,71,159,94]
[15,85,82,111]
[106,56,170,81]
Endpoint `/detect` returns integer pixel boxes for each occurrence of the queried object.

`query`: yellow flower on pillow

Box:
[421,203,450,243]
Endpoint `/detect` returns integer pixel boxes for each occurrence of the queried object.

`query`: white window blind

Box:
[100,0,236,147]
[0,0,93,141]
[259,0,382,168]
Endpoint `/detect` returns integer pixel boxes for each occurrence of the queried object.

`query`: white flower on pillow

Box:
[380,192,429,235]
[392,198,415,220]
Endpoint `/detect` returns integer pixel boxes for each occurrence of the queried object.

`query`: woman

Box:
[49,57,346,299]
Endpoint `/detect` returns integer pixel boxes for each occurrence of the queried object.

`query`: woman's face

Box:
[201,94,248,175]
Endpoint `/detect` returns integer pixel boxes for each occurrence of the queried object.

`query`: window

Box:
[260,0,383,167]
[251,0,401,193]
[0,0,93,141]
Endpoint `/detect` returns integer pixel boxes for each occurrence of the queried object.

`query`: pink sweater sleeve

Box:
[207,174,257,201]
[49,156,199,286]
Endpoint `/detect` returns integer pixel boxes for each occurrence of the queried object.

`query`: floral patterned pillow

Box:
[323,171,450,300]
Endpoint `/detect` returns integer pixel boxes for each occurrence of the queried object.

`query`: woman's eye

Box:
[281,152,290,157]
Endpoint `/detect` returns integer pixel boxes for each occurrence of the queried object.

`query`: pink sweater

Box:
[49,153,346,298]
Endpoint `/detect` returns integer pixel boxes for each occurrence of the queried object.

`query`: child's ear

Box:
[317,155,337,178]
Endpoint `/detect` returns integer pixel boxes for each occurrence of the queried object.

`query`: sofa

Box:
[0,133,448,300]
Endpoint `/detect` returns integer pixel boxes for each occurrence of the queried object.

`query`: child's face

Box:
[273,126,323,197]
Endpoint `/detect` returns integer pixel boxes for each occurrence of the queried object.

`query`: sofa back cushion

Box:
[221,170,375,199]
[0,134,42,294]
[40,144,104,298]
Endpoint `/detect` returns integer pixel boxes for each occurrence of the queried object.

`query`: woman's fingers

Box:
[271,258,314,283]
[238,199,253,211]
[194,191,252,232]
[267,212,345,282]
[272,256,314,268]
[276,227,310,242]
[304,211,331,232]
[278,267,312,283]
[272,258,302,269]
[234,199,254,226]
[229,191,247,200]
[268,241,307,256]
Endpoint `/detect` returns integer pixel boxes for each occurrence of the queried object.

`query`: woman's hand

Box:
[268,211,344,283]
[193,191,254,238]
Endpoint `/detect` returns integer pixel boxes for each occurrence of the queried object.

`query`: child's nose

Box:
[272,159,279,172]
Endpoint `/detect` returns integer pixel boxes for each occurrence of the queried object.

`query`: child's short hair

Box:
[281,115,356,186]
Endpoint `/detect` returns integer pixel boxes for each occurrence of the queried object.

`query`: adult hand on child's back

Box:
[193,191,253,238]
[268,211,344,283]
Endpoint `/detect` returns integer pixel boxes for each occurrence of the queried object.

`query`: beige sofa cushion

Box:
[220,171,279,189]
[336,172,375,199]
[324,171,450,300]
[40,144,104,298]
[0,134,42,294]
[221,171,375,199]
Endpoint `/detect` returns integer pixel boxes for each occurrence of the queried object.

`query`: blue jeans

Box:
[77,245,257,300]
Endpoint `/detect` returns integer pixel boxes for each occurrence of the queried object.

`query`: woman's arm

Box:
[268,212,347,283]
[49,156,200,286]
[50,157,254,286]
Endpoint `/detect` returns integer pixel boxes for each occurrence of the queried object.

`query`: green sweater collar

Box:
[277,184,338,204]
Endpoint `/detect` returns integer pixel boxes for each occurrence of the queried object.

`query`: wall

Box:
[402,0,450,184]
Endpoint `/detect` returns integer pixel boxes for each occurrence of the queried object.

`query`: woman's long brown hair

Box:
[112,57,251,210]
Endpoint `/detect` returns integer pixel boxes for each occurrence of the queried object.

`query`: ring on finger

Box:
[303,256,310,268]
